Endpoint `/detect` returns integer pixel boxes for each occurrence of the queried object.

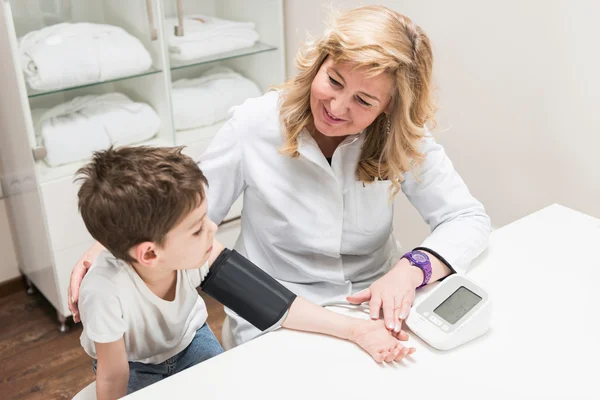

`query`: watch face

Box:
[413,252,428,264]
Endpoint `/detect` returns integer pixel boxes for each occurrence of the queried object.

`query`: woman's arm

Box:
[349,135,490,331]
[348,251,451,331]
[68,241,106,322]
[401,135,491,273]
[199,108,247,225]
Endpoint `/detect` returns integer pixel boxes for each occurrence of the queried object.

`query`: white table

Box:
[126,204,600,400]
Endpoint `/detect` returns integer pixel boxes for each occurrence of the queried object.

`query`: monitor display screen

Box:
[433,286,482,324]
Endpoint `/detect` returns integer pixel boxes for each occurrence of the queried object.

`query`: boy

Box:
[76,146,414,399]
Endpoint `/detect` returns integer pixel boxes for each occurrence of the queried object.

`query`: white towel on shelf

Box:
[166,15,259,61]
[172,66,261,131]
[19,23,153,91]
[34,93,161,167]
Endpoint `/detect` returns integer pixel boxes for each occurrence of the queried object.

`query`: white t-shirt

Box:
[79,251,209,364]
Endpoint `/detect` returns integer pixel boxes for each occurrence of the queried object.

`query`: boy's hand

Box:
[348,319,416,363]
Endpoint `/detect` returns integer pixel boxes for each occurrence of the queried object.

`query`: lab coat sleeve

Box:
[401,135,491,274]
[198,109,246,225]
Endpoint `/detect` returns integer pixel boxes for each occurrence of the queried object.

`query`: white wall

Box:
[285,0,600,249]
[0,198,20,283]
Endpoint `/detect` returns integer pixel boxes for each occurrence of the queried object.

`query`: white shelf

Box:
[169,42,277,71]
[26,67,163,99]
[35,137,173,185]
[0,0,284,322]
[25,42,277,99]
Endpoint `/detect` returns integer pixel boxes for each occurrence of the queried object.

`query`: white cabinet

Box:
[0,0,284,329]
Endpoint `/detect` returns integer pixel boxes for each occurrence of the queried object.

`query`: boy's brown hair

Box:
[76,146,208,262]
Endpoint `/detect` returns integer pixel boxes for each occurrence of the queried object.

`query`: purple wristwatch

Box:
[401,250,432,289]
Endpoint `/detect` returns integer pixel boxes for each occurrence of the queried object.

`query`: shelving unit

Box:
[0,0,285,330]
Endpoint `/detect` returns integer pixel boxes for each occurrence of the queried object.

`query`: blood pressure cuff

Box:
[200,249,297,331]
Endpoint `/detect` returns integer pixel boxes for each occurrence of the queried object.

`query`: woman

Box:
[69,5,490,348]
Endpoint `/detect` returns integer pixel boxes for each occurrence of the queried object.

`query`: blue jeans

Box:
[93,323,224,394]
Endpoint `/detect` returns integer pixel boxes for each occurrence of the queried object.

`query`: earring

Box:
[385,116,391,135]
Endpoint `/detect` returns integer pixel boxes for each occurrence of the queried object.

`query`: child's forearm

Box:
[282,297,416,364]
[281,296,359,341]
[207,239,225,267]
[96,370,128,400]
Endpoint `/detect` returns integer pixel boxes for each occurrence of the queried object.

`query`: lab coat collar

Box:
[297,128,363,173]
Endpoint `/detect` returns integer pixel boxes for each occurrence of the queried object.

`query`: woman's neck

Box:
[307,122,347,158]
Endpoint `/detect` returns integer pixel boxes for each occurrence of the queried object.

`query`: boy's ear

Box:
[131,242,159,267]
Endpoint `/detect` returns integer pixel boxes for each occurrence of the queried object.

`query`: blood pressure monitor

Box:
[406,274,491,350]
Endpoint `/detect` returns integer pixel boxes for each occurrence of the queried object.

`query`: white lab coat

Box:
[199,91,491,347]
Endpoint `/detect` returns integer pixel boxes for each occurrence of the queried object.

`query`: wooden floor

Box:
[0,288,226,400]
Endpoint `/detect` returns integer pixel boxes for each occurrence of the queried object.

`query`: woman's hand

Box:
[347,260,423,332]
[68,242,105,322]
[348,319,416,363]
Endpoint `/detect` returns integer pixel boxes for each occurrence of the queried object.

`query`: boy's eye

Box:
[193,228,203,236]
[328,76,342,87]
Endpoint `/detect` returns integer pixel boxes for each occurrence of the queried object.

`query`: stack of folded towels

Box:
[19,23,153,91]
[33,93,161,167]
[172,66,261,131]
[166,15,259,61]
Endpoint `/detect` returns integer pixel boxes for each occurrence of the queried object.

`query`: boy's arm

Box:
[202,247,415,362]
[281,296,415,362]
[95,338,129,400]
[208,239,225,267]
[281,296,358,340]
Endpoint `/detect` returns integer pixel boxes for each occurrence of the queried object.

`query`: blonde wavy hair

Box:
[277,5,437,195]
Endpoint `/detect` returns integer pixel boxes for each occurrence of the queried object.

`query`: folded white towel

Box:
[170,35,260,61]
[167,15,256,43]
[34,93,160,167]
[172,66,261,131]
[166,15,259,61]
[20,23,153,91]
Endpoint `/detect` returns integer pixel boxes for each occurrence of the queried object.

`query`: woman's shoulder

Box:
[227,90,281,133]
[408,131,446,164]
[402,133,452,183]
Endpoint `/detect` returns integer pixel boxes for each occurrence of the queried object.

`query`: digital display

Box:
[433,286,482,325]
